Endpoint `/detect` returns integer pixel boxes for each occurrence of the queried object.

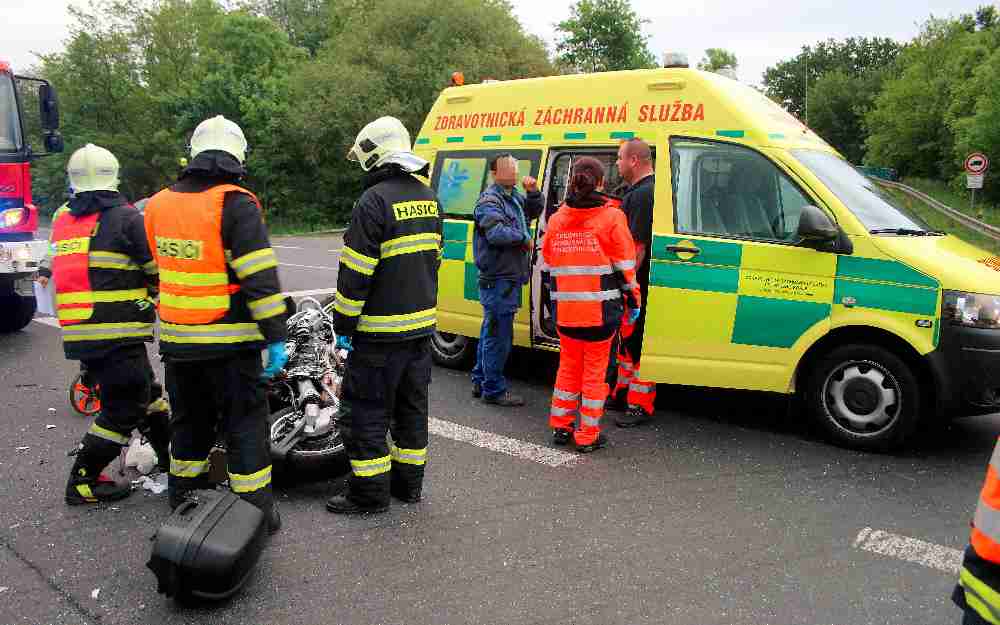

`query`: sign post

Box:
[966,152,990,217]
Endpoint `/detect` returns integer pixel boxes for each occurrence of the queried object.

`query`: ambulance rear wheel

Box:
[0,293,36,333]
[431,331,476,369]
[806,344,921,452]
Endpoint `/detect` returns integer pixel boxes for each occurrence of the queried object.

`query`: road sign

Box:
[968,174,985,189]
[966,152,990,175]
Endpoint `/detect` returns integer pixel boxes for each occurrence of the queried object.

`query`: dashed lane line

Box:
[280,262,338,271]
[429,417,578,467]
[853,527,962,574]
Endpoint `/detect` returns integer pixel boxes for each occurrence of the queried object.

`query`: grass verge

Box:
[883,184,1000,254]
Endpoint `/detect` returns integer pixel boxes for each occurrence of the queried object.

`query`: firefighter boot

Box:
[65,452,131,505]
[140,401,171,473]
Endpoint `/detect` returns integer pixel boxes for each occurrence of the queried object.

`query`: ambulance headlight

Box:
[943,291,1000,329]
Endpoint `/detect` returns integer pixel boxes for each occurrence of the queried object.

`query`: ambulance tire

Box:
[806,344,921,452]
[0,294,36,333]
[430,331,477,370]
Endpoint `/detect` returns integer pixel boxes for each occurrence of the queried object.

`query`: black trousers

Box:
[165,351,273,513]
[77,345,158,474]
[341,337,431,507]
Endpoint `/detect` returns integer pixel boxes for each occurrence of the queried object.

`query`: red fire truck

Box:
[0,60,63,332]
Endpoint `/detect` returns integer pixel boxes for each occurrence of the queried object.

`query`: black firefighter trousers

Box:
[165,351,273,515]
[341,337,431,507]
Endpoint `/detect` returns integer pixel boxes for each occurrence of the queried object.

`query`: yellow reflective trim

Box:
[160,322,264,344]
[160,268,228,287]
[390,445,427,465]
[54,237,90,256]
[350,455,392,477]
[142,260,158,275]
[75,484,96,502]
[57,308,93,322]
[160,293,231,310]
[56,288,147,305]
[357,307,436,333]
[170,456,210,478]
[89,423,130,445]
[62,321,154,342]
[962,569,1000,625]
[380,233,442,259]
[248,293,284,310]
[248,293,286,320]
[229,465,272,493]
[230,248,278,279]
[89,251,139,270]
[340,254,375,276]
[333,291,364,317]
[342,246,378,267]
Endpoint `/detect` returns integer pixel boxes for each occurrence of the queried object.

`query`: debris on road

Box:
[135,473,167,495]
[45,424,56,430]
[125,438,157,475]
[15,446,29,452]
[91,588,100,600]
[0,586,8,594]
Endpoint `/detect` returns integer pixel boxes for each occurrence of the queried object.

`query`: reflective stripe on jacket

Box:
[957,439,1000,624]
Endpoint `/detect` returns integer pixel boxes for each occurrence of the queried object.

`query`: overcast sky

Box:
[3,0,991,85]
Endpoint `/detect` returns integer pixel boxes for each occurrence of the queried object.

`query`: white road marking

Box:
[32,316,60,328]
[328,247,343,253]
[853,527,962,574]
[280,262,338,271]
[284,288,336,298]
[272,245,303,250]
[429,417,577,467]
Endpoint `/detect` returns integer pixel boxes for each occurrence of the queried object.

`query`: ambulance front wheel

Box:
[430,331,477,369]
[806,344,922,452]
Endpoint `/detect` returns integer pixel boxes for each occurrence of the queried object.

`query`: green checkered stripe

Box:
[443,218,536,302]
[649,235,940,349]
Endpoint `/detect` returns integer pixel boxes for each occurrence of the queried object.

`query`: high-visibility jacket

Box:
[49,194,157,360]
[331,166,442,343]
[144,179,286,357]
[956,438,1000,624]
[541,198,641,329]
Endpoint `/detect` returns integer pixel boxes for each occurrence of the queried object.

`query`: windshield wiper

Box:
[869,228,944,236]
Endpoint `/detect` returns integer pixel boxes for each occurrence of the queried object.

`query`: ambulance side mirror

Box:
[796,205,853,254]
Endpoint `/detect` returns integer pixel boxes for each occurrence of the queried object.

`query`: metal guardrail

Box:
[873,178,1000,242]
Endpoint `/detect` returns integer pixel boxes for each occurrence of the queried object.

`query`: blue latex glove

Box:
[335,334,353,352]
[261,341,289,380]
[628,307,641,324]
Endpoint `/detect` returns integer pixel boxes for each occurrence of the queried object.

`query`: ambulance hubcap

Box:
[432,331,467,358]
[823,361,900,434]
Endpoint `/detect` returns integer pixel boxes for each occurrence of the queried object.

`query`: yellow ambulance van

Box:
[413,66,1000,451]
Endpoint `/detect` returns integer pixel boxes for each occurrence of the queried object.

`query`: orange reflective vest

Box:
[542,199,641,328]
[51,211,100,326]
[144,184,257,325]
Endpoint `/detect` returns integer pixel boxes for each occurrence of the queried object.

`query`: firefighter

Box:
[543,157,640,452]
[43,144,167,505]
[326,116,442,514]
[144,115,287,533]
[954,437,1000,624]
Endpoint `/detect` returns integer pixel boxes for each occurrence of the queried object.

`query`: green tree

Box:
[697,48,738,72]
[554,0,656,73]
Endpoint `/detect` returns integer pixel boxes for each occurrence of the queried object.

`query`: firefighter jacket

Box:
[542,195,641,330]
[955,438,1000,623]
[331,164,442,343]
[143,152,287,359]
[48,191,158,360]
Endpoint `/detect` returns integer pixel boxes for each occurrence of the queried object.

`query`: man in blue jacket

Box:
[471,154,542,406]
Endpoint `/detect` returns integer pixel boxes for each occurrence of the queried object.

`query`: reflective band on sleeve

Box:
[391,445,427,466]
[613,259,636,271]
[629,382,655,394]
[160,322,264,344]
[88,423,130,446]
[229,465,272,493]
[248,293,287,321]
[89,251,140,270]
[160,269,229,286]
[961,568,1000,625]
[75,484,96,502]
[553,388,581,401]
[62,321,154,342]
[991,443,1000,472]
[380,233,442,259]
[161,293,231,310]
[56,288,148,305]
[230,248,278,279]
[58,308,95,322]
[357,308,436,334]
[581,414,601,427]
[341,246,379,276]
[581,397,605,409]
[548,264,613,276]
[170,456,210,478]
[333,291,365,317]
[142,260,158,275]
[550,406,576,417]
[350,455,392,477]
[550,289,622,302]
[975,499,1000,546]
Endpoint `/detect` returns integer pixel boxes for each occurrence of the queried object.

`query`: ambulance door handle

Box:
[666,245,701,255]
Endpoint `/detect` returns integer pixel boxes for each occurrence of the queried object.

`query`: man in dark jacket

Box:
[326,116,442,514]
[43,143,166,505]
[470,154,542,406]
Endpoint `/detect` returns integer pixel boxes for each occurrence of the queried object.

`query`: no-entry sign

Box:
[965,152,990,175]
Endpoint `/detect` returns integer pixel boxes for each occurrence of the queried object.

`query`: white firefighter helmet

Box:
[347,116,428,173]
[66,143,119,193]
[190,115,247,164]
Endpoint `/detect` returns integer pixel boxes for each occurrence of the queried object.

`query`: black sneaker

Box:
[615,406,653,428]
[576,434,608,454]
[605,393,627,412]
[472,382,482,398]
[326,493,389,515]
[482,391,525,407]
[552,429,572,446]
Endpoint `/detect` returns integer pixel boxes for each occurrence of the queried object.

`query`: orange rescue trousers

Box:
[549,332,615,446]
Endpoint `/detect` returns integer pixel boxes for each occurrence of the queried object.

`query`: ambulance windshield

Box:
[792,149,934,235]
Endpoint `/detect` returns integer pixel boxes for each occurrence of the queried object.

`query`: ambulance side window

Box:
[430,150,543,218]
[670,139,812,243]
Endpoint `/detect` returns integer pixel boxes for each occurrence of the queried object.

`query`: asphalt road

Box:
[3,231,999,625]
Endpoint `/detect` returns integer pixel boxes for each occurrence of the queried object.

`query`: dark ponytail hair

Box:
[567,156,605,202]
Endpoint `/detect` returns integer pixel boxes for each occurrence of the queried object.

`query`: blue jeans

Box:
[471,279,520,399]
